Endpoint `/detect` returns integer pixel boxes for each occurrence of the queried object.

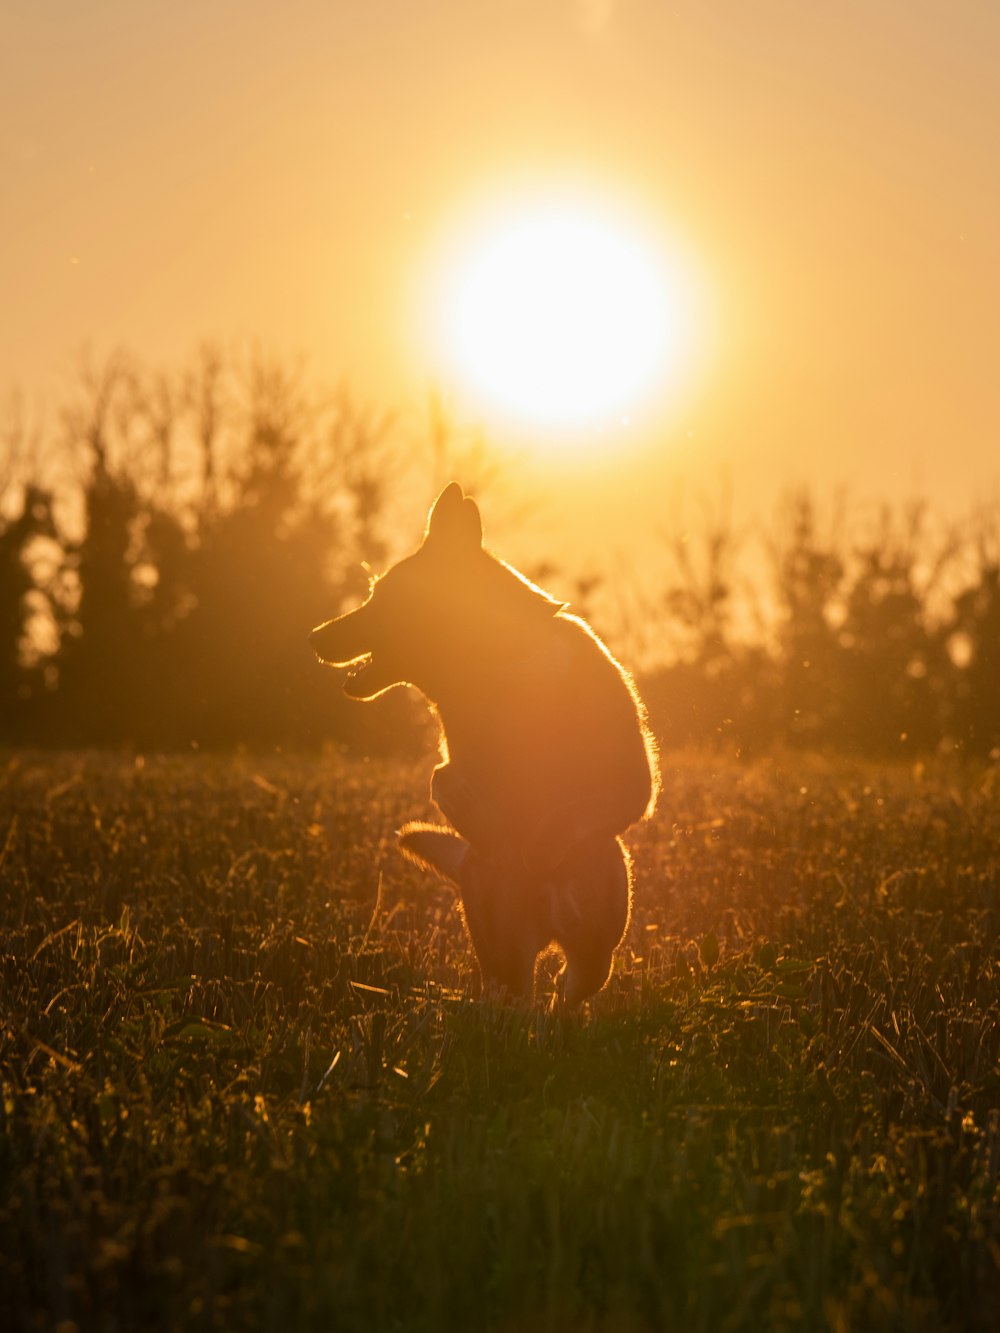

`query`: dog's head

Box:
[310,482,485,699]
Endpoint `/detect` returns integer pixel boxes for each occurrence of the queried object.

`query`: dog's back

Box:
[434,599,655,865]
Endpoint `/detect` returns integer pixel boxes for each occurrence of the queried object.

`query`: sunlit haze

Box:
[3,1,1000,555]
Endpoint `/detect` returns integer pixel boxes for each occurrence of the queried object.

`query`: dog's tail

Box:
[397,821,470,886]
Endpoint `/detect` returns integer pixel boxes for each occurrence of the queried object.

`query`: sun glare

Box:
[432,194,690,435]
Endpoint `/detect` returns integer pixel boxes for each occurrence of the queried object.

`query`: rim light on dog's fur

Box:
[311,482,658,1005]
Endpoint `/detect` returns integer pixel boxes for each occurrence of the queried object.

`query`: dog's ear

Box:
[425,482,483,552]
[397,822,470,886]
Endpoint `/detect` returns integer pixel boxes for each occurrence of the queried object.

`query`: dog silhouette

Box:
[311,483,658,1002]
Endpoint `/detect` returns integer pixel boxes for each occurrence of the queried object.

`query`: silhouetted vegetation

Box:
[643,490,1000,759]
[2,352,999,756]
[2,351,442,752]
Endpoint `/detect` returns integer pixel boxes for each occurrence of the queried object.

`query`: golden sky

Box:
[3,1,999,563]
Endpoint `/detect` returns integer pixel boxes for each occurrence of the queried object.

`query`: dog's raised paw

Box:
[397,822,470,884]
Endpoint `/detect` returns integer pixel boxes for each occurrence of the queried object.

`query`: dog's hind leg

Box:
[550,837,631,1006]
[398,825,544,1000]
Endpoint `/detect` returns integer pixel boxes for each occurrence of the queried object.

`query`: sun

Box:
[432,193,687,433]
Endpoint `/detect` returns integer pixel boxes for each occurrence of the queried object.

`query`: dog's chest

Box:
[442,632,585,758]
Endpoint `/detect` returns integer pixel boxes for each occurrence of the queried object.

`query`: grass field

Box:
[1,747,998,1332]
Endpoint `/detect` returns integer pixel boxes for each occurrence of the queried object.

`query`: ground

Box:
[1,747,998,1331]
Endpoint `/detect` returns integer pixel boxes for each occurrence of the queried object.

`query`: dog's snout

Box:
[310,620,337,659]
[310,611,368,666]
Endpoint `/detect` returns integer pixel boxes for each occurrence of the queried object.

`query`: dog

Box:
[310,482,658,1003]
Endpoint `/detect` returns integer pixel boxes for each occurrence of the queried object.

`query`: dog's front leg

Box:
[398,825,540,1000]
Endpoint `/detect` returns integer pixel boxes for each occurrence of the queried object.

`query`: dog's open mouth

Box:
[343,653,373,696]
[343,652,397,700]
[311,619,397,700]
[338,651,370,697]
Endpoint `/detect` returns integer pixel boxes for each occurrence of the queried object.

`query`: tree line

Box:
[2,350,998,757]
[640,488,1000,759]
[1,349,481,752]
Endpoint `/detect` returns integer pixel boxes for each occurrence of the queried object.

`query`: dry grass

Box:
[1,747,998,1331]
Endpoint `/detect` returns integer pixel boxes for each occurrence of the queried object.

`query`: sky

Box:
[3,0,999,571]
